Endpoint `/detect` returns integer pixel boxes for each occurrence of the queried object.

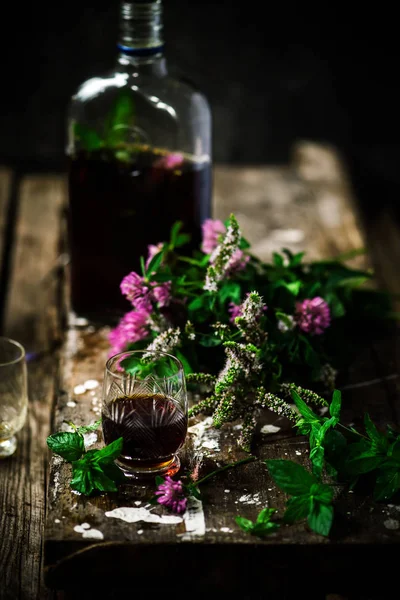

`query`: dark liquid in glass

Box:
[102,393,187,471]
[67,149,212,320]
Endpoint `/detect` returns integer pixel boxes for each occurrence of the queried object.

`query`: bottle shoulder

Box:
[71,68,210,112]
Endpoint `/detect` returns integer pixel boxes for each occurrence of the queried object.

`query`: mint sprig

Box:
[47,422,125,496]
[266,459,334,536]
[236,507,280,537]
[47,431,85,462]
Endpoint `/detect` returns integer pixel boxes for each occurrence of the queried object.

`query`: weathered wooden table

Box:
[1,142,399,600]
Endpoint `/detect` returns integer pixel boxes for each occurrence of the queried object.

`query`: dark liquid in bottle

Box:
[67,148,212,320]
[102,393,187,471]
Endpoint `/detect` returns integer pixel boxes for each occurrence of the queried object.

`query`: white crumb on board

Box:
[384,519,399,530]
[74,523,104,539]
[178,497,206,541]
[83,432,98,448]
[220,527,233,533]
[66,401,76,408]
[238,493,262,505]
[188,417,221,454]
[73,385,86,395]
[84,379,99,390]
[105,506,182,525]
[260,424,281,434]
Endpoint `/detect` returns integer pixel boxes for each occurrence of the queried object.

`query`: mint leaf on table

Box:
[47,432,85,462]
[70,437,124,495]
[65,419,102,435]
[374,467,400,501]
[267,459,335,536]
[291,389,321,435]
[308,501,334,537]
[329,389,342,420]
[92,437,123,464]
[283,495,311,523]
[364,413,389,455]
[266,459,317,495]
[236,507,279,537]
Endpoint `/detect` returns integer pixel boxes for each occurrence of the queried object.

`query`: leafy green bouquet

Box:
[108,214,392,452]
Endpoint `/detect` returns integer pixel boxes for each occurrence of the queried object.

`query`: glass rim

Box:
[105,349,183,380]
[0,336,26,367]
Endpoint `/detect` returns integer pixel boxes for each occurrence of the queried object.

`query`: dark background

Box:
[0,1,399,217]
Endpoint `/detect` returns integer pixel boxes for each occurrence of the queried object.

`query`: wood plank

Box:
[0,173,66,600]
[44,145,400,597]
[213,141,368,269]
[0,167,13,298]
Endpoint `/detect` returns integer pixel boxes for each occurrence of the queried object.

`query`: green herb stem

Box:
[195,456,256,487]
[337,422,368,440]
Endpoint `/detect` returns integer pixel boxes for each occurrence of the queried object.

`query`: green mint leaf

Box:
[198,334,222,348]
[73,123,103,151]
[170,221,183,247]
[47,431,85,462]
[285,281,301,296]
[175,233,191,248]
[70,461,95,495]
[324,429,347,456]
[255,507,277,525]
[74,420,102,435]
[93,437,123,465]
[373,468,400,501]
[102,462,127,485]
[345,451,385,476]
[146,246,166,276]
[155,475,165,487]
[252,521,280,536]
[236,509,279,537]
[307,502,334,537]
[283,495,311,523]
[364,413,389,454]
[105,91,135,146]
[175,350,193,375]
[310,445,325,479]
[218,281,242,304]
[295,418,312,436]
[310,483,334,505]
[266,459,316,495]
[235,516,254,533]
[239,236,251,250]
[388,439,400,462]
[329,389,342,419]
[287,250,305,267]
[273,252,284,267]
[140,256,146,277]
[188,296,204,312]
[90,464,119,492]
[291,390,320,425]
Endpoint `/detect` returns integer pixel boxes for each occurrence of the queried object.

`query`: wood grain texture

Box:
[213,141,368,270]
[43,325,400,599]
[3,175,66,350]
[0,167,12,286]
[0,174,66,600]
[43,145,400,598]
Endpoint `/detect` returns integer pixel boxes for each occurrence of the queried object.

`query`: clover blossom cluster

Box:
[107,213,346,451]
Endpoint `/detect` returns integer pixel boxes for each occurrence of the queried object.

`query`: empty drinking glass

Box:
[0,337,28,458]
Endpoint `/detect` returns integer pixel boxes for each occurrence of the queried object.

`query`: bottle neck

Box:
[117,1,165,64]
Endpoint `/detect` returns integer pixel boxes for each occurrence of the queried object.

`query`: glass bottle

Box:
[66,0,212,321]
